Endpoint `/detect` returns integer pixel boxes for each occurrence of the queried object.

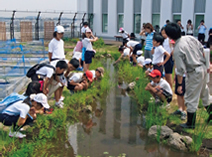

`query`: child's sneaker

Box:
[181,111,187,120]
[59,96,65,101]
[9,129,26,138]
[55,102,64,108]
[172,109,182,115]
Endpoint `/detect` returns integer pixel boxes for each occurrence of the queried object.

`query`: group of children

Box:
[116,23,188,120]
[0,23,105,138]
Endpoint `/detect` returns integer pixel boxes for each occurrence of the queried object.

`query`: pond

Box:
[47,59,197,157]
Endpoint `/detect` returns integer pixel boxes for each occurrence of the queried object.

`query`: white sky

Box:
[0,0,78,18]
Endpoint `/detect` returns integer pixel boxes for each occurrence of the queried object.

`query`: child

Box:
[67,71,93,92]
[35,61,68,108]
[0,93,49,138]
[114,45,131,64]
[84,29,98,71]
[143,58,153,75]
[172,69,187,120]
[161,27,174,88]
[136,50,145,68]
[125,40,142,66]
[152,34,170,75]
[145,69,173,105]
[48,25,65,62]
[90,67,104,81]
[81,22,89,36]
[64,59,80,77]
[119,27,130,45]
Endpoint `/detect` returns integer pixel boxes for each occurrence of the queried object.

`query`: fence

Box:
[0,39,48,99]
[0,10,92,41]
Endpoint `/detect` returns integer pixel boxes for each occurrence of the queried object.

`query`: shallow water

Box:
[50,59,197,157]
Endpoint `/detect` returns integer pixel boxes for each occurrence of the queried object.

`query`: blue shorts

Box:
[84,51,94,64]
[164,56,174,74]
[133,44,142,55]
[153,64,163,76]
[82,47,86,61]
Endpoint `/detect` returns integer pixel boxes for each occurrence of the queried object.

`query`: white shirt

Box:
[83,38,93,51]
[81,26,89,34]
[72,52,82,60]
[152,45,166,64]
[123,48,130,56]
[69,73,83,83]
[90,70,96,79]
[151,78,173,95]
[2,101,30,118]
[147,67,153,72]
[121,31,129,39]
[137,56,145,65]
[48,38,65,60]
[163,38,172,54]
[127,41,139,48]
[36,66,54,78]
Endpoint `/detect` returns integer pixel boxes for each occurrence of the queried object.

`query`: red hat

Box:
[85,70,93,82]
[149,69,161,78]
[170,39,175,44]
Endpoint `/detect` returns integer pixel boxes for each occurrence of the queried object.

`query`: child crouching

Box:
[145,69,173,105]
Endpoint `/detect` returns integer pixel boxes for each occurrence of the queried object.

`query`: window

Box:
[88,0,94,30]
[102,0,108,33]
[152,0,160,29]
[173,15,181,23]
[134,14,141,34]
[194,0,206,13]
[134,0,141,34]
[88,14,94,30]
[172,0,182,14]
[117,0,124,32]
[102,14,108,33]
[118,14,124,32]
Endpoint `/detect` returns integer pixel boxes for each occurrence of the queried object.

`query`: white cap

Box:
[33,93,50,109]
[86,28,92,33]
[143,58,152,66]
[54,25,64,33]
[137,50,143,55]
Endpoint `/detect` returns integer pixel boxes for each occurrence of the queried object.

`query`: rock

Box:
[167,133,193,151]
[100,55,105,58]
[83,105,92,112]
[148,125,173,140]
[106,54,112,58]
[128,81,136,90]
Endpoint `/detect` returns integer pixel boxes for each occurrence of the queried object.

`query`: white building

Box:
[77,0,212,39]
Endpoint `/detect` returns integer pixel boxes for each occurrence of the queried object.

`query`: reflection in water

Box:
[99,99,106,134]
[128,98,138,144]
[68,124,78,156]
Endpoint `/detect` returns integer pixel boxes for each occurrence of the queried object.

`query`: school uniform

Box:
[84,38,95,64]
[0,101,33,129]
[67,73,84,91]
[127,41,142,55]
[123,48,130,57]
[151,78,173,103]
[48,38,65,61]
[137,56,145,65]
[121,31,130,45]
[163,38,174,74]
[152,45,166,75]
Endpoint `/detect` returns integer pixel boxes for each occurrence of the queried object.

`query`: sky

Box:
[0,0,78,18]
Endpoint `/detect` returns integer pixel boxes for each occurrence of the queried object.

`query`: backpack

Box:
[26,62,55,78]
[0,93,27,113]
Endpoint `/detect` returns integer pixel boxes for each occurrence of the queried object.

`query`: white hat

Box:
[119,27,124,33]
[33,93,50,109]
[137,50,143,55]
[143,58,152,66]
[54,25,64,33]
[86,28,92,33]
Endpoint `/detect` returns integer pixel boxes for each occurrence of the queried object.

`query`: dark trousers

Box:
[153,64,163,76]
[198,33,205,45]
[0,113,33,131]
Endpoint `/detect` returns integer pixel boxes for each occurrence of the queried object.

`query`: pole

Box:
[10,10,16,40]
[35,11,41,40]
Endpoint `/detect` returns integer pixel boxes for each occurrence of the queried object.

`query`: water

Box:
[49,60,197,157]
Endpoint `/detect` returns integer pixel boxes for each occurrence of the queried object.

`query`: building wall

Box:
[86,0,211,39]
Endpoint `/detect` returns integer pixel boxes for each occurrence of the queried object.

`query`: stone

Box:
[128,81,136,90]
[167,133,193,151]
[106,54,112,58]
[148,125,173,140]
[100,55,105,58]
